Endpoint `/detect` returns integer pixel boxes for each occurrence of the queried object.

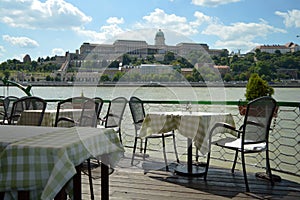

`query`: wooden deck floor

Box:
[80,154,300,200]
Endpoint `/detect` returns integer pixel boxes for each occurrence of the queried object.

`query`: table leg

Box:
[73,165,82,200]
[101,155,109,200]
[174,138,205,177]
[0,192,4,200]
[54,189,67,200]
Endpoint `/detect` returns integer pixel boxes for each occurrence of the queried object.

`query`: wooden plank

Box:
[80,157,300,200]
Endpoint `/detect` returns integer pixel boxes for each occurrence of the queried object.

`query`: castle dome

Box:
[155,29,165,46]
[155,29,164,37]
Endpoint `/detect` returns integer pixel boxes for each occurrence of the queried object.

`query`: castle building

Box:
[60,30,228,83]
[79,29,227,60]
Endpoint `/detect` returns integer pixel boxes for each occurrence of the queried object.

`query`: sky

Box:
[0,0,299,62]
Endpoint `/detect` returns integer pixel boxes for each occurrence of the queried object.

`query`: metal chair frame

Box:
[204,96,277,192]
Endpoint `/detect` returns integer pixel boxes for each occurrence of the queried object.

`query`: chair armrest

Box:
[212,122,237,131]
[245,120,265,128]
[209,122,241,138]
[56,117,77,127]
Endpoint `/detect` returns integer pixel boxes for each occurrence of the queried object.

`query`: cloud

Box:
[51,48,65,56]
[73,23,125,43]
[0,46,5,59]
[202,20,286,52]
[2,35,39,48]
[106,17,124,24]
[191,0,241,7]
[134,8,208,36]
[215,40,260,52]
[191,11,215,26]
[0,46,5,53]
[275,9,300,28]
[74,8,208,45]
[0,0,92,30]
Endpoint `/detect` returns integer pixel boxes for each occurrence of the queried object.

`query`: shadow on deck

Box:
[81,153,300,200]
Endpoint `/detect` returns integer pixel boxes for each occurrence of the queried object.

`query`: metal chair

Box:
[93,97,104,125]
[0,96,19,124]
[99,97,127,144]
[54,96,100,200]
[204,96,277,192]
[129,96,179,171]
[9,96,46,126]
[54,96,99,128]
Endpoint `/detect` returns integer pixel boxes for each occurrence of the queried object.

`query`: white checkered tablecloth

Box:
[139,111,235,154]
[0,126,124,200]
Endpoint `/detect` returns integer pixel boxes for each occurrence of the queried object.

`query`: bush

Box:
[245,73,274,101]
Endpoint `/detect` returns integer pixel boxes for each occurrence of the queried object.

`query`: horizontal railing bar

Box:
[44,99,300,107]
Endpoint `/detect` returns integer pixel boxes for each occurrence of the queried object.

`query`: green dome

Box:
[155,29,164,37]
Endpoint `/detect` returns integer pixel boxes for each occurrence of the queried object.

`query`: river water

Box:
[1,85,299,102]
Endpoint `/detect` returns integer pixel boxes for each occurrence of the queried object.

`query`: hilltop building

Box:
[253,42,300,54]
[78,29,227,63]
[23,54,31,63]
[52,29,228,83]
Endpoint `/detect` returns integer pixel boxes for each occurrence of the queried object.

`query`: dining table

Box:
[139,111,235,176]
[0,125,124,200]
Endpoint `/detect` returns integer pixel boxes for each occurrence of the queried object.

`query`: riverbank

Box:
[1,81,300,88]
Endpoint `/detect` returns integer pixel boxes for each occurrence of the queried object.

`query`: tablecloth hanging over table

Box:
[0,126,124,200]
[139,111,235,155]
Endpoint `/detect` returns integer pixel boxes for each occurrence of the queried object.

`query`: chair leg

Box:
[266,149,274,186]
[131,137,138,165]
[172,133,180,163]
[139,138,143,153]
[231,150,238,173]
[118,129,122,144]
[143,138,148,160]
[204,152,211,181]
[87,159,94,200]
[241,152,250,192]
[162,135,169,171]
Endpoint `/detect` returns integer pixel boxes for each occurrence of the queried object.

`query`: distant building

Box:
[79,29,227,61]
[23,54,31,63]
[254,42,300,54]
[214,65,230,75]
[181,68,193,77]
[140,64,173,75]
[56,30,229,82]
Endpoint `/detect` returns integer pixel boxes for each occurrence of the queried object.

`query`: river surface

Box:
[1,85,299,102]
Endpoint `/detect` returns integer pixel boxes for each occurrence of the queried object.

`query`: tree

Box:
[112,72,124,82]
[100,74,110,82]
[164,51,175,64]
[223,73,232,82]
[122,54,132,66]
[245,73,274,101]
[3,70,10,80]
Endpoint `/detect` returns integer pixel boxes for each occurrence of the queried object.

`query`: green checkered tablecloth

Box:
[0,126,124,200]
[139,111,235,154]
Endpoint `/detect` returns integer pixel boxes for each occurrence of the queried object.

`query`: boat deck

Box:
[81,154,300,200]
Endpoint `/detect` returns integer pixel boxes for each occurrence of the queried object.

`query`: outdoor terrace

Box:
[2,98,299,199]
[78,99,300,199]
[80,153,300,199]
